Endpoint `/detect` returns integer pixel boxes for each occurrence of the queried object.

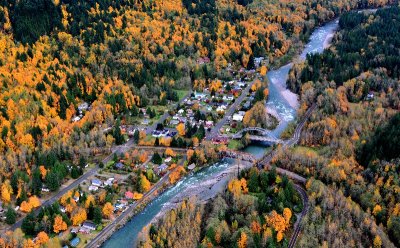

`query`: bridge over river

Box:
[221,127,284,144]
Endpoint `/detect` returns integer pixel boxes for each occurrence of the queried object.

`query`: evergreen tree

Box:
[22,211,36,235]
[5,206,16,225]
[45,170,60,191]
[254,88,265,102]
[93,207,102,225]
[154,137,159,146]
[151,152,162,164]
[58,94,68,119]
[32,168,42,197]
[113,118,125,145]
[133,130,140,144]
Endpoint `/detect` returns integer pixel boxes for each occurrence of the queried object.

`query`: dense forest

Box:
[280,7,400,247]
[138,167,302,247]
[0,0,395,203]
[0,0,398,245]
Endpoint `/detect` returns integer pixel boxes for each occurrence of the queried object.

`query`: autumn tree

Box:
[176,123,186,136]
[102,202,113,219]
[139,175,151,193]
[71,208,87,226]
[53,215,67,233]
[1,180,12,203]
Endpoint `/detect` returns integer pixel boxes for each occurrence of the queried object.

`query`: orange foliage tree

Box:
[102,202,114,218]
[53,215,67,233]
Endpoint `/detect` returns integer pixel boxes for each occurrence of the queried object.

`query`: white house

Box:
[88,185,98,192]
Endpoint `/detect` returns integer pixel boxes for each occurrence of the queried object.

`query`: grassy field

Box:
[228,140,243,150]
[176,89,189,101]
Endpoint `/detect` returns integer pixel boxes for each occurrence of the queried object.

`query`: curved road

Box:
[288,184,309,248]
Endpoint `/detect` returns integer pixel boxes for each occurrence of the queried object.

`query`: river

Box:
[102,18,339,248]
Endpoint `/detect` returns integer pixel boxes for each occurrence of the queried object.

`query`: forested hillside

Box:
[281,7,400,247]
[138,168,302,247]
[0,0,397,245]
[0,0,394,194]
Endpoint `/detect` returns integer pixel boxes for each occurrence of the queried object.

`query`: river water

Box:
[102,19,339,248]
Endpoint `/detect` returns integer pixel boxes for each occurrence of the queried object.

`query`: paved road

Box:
[288,184,309,248]
[206,82,254,140]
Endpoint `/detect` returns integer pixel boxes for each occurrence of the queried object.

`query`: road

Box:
[9,92,193,231]
[288,184,309,248]
[206,81,254,140]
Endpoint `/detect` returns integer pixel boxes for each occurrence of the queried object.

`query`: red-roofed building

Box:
[125,191,134,199]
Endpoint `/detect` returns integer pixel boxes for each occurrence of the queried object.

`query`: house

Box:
[72,116,81,122]
[232,113,244,122]
[366,92,374,100]
[242,101,251,110]
[78,102,89,112]
[88,185,98,192]
[114,162,125,170]
[155,164,168,175]
[205,121,214,128]
[115,202,127,210]
[79,227,91,234]
[60,206,66,213]
[178,109,185,115]
[197,57,210,65]
[91,179,103,187]
[104,178,114,187]
[82,221,97,231]
[164,157,172,163]
[125,191,134,199]
[170,119,179,126]
[70,237,80,247]
[254,57,264,67]
[142,119,150,125]
[216,106,226,112]
[41,187,50,192]
[188,163,196,170]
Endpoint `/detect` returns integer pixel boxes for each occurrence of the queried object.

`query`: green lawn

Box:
[292,146,319,156]
[176,90,189,101]
[228,140,242,150]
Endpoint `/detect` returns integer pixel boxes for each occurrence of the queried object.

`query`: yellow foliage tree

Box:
[85,195,96,208]
[53,215,67,233]
[39,166,47,179]
[140,175,151,192]
[71,208,87,226]
[165,148,176,157]
[35,231,49,246]
[102,202,114,218]
[237,232,247,248]
[176,123,185,136]
[1,180,12,203]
